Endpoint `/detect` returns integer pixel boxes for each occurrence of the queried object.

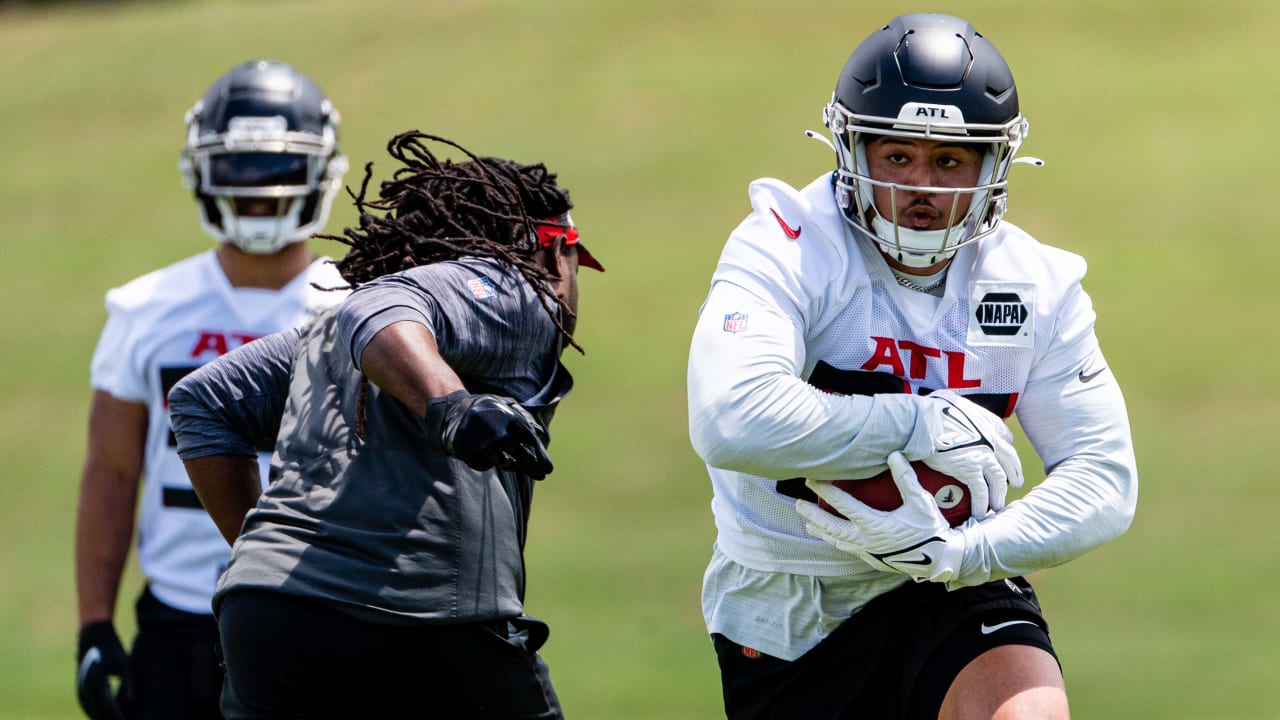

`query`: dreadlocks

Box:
[318,131,580,352]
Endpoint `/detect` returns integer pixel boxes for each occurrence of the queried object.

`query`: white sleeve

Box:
[89,290,147,402]
[947,291,1138,587]
[687,280,936,480]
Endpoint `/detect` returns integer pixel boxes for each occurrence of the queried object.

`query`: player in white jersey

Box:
[687,13,1137,719]
[74,60,349,720]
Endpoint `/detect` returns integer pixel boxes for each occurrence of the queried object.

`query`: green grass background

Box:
[3,0,1278,717]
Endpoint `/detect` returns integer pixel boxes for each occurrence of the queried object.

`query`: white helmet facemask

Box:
[825,99,1035,268]
[208,194,310,254]
[180,95,348,254]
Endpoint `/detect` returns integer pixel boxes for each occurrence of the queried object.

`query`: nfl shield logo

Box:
[723,312,748,333]
[467,277,497,300]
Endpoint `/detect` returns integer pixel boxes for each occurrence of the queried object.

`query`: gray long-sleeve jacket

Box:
[169,258,573,624]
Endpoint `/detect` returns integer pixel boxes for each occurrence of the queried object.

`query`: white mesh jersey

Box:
[688,175,1137,659]
[89,250,348,614]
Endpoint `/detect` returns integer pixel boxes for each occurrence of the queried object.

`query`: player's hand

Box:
[76,621,130,720]
[796,452,968,583]
[431,391,554,479]
[920,389,1023,516]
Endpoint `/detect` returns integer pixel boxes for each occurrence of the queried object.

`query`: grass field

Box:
[2,1,1278,718]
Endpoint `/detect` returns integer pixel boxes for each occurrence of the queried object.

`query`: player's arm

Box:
[951,354,1137,581]
[75,391,146,626]
[796,359,1136,586]
[688,186,934,479]
[75,391,142,720]
[355,319,464,413]
[76,301,147,718]
[689,280,961,480]
[938,275,1138,585]
[169,329,301,544]
[337,276,552,478]
[179,455,261,546]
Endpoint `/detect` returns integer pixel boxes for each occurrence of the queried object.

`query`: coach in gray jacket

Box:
[168,132,602,719]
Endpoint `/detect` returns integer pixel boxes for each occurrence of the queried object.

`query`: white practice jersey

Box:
[688,174,1137,659]
[90,250,347,614]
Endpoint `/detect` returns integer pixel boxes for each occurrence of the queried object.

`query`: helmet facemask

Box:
[826,99,1027,268]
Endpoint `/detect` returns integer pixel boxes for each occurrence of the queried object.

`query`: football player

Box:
[687,13,1137,718]
[74,60,349,720]
[166,132,601,718]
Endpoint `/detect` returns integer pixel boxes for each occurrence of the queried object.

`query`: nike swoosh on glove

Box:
[430,391,554,480]
[76,620,130,720]
[796,452,970,583]
[919,389,1024,516]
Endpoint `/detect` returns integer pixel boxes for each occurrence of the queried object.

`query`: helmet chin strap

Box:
[869,214,958,268]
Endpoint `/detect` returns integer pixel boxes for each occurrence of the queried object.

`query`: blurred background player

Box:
[687,12,1137,719]
[74,59,349,720]
[167,132,601,718]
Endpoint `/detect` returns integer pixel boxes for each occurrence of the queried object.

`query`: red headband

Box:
[535,219,604,271]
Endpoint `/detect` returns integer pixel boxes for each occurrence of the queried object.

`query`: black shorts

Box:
[216,589,562,720]
[127,585,223,720]
[712,576,1056,720]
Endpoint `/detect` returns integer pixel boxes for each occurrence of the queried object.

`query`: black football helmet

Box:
[824,13,1032,266]
[179,60,348,253]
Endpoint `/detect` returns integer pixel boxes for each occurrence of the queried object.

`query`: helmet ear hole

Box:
[199,196,222,227]
[298,193,320,227]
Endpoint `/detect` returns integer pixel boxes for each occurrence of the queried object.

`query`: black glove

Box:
[76,621,130,720]
[431,391,554,479]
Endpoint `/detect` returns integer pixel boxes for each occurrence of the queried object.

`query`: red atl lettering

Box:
[944,350,981,389]
[861,337,906,376]
[190,331,262,358]
[898,340,941,379]
[860,337,981,389]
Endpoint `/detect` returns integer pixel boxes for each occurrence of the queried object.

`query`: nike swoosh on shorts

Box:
[979,619,1038,635]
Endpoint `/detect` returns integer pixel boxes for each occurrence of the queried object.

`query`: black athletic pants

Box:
[216,589,563,720]
[126,585,224,720]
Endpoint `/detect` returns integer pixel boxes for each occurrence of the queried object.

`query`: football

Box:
[816,461,971,527]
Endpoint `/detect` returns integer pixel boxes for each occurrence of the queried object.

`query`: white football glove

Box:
[796,452,969,583]
[920,389,1024,516]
